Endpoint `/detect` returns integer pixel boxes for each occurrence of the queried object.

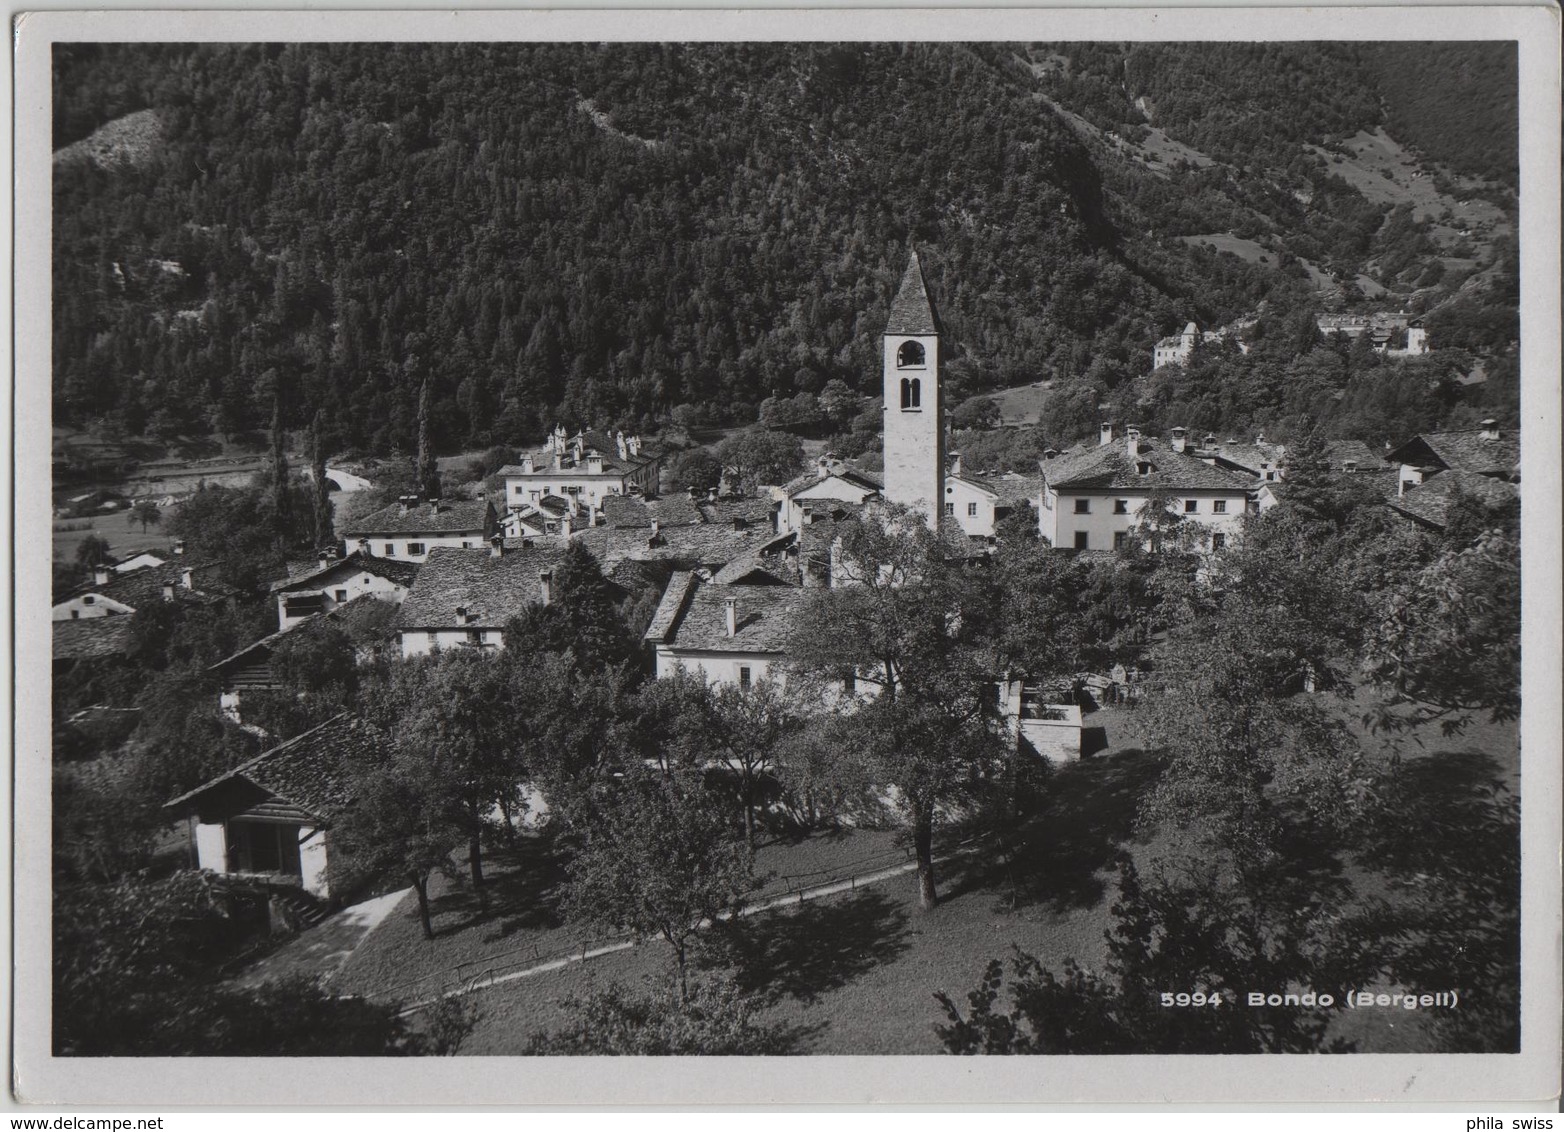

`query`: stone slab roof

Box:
[1387,469,1520,529]
[780,467,884,499]
[697,497,777,528]
[885,250,942,336]
[573,523,787,571]
[392,544,571,631]
[165,713,388,821]
[1043,439,1256,493]
[269,550,421,593]
[344,499,494,536]
[61,558,232,611]
[1387,429,1520,478]
[53,616,134,662]
[653,577,808,654]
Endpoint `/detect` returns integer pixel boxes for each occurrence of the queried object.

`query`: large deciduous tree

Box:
[788,505,1008,909]
[563,775,756,1002]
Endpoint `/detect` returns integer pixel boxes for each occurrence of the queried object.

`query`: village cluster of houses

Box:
[1153,311,1430,371]
[53,255,1520,909]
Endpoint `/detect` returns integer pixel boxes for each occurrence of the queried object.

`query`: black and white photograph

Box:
[12,6,1562,1107]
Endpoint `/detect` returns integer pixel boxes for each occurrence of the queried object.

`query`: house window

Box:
[1184,499,1198,513]
[841,669,857,695]
[900,377,922,410]
[463,541,476,549]
[1137,462,1152,476]
[1113,499,1129,514]
[967,502,978,517]
[1073,499,1090,514]
[384,544,395,556]
[70,609,80,619]
[406,542,426,556]
[82,595,95,605]
[1211,533,1227,551]
[945,502,955,516]
[512,484,524,495]
[426,631,439,648]
[1113,532,1128,550]
[1074,531,1089,550]
[334,589,348,603]
[1212,500,1228,514]
[897,340,925,368]
[738,666,752,691]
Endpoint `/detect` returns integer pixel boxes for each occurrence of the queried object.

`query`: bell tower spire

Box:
[882,249,945,527]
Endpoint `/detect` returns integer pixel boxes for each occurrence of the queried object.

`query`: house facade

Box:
[776,463,883,534]
[164,714,385,903]
[343,498,496,562]
[391,540,571,658]
[643,572,804,687]
[1039,427,1253,551]
[52,561,228,621]
[498,427,662,513]
[270,545,419,629]
[942,471,1000,538]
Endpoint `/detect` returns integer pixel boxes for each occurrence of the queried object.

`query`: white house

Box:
[52,560,229,621]
[164,714,386,903]
[269,543,420,629]
[1039,425,1253,551]
[775,460,883,534]
[942,461,1001,539]
[391,540,571,658]
[643,572,805,688]
[343,497,496,563]
[498,427,662,513]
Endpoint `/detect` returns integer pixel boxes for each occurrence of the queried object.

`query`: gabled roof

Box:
[600,493,703,529]
[947,474,1000,500]
[780,466,884,499]
[1042,439,1255,493]
[59,559,232,611]
[647,576,808,654]
[1387,469,1520,529]
[697,497,777,528]
[1200,441,1285,477]
[979,472,1045,507]
[885,250,942,336]
[208,595,399,676]
[392,544,572,631]
[269,549,421,594]
[164,713,388,821]
[711,552,797,586]
[1322,440,1384,470]
[53,616,135,662]
[344,499,494,536]
[1386,429,1520,478]
[572,523,789,571]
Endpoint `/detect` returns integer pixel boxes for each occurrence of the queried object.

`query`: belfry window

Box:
[897,340,925,368]
[900,377,921,410]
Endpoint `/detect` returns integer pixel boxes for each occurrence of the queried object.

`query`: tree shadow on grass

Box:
[974,748,1164,914]
[702,890,912,1005]
[425,838,572,941]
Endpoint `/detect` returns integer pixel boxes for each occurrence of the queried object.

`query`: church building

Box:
[881,250,946,528]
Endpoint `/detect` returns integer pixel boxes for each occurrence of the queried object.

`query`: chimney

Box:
[428,498,440,516]
[1170,427,1187,454]
[162,582,176,601]
[586,451,604,475]
[1480,419,1500,441]
[817,454,831,474]
[93,566,110,586]
[173,539,186,556]
[1203,433,1217,449]
[398,496,411,516]
[1043,448,1059,461]
[725,597,737,638]
[1099,422,1114,447]
[180,568,194,590]
[616,431,628,460]
[588,503,600,527]
[708,487,719,502]
[357,537,370,557]
[318,550,332,571]
[629,436,641,457]
[950,452,962,477]
[489,535,504,559]
[1255,432,1267,446]
[455,605,469,626]
[1126,427,1141,459]
[521,454,534,474]
[651,519,660,539]
[538,570,553,606]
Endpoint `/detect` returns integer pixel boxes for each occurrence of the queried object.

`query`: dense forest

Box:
[52,41,1520,461]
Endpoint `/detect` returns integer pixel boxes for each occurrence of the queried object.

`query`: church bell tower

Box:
[882,249,945,528]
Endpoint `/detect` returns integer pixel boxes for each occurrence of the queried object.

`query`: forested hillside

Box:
[52,41,1520,460]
